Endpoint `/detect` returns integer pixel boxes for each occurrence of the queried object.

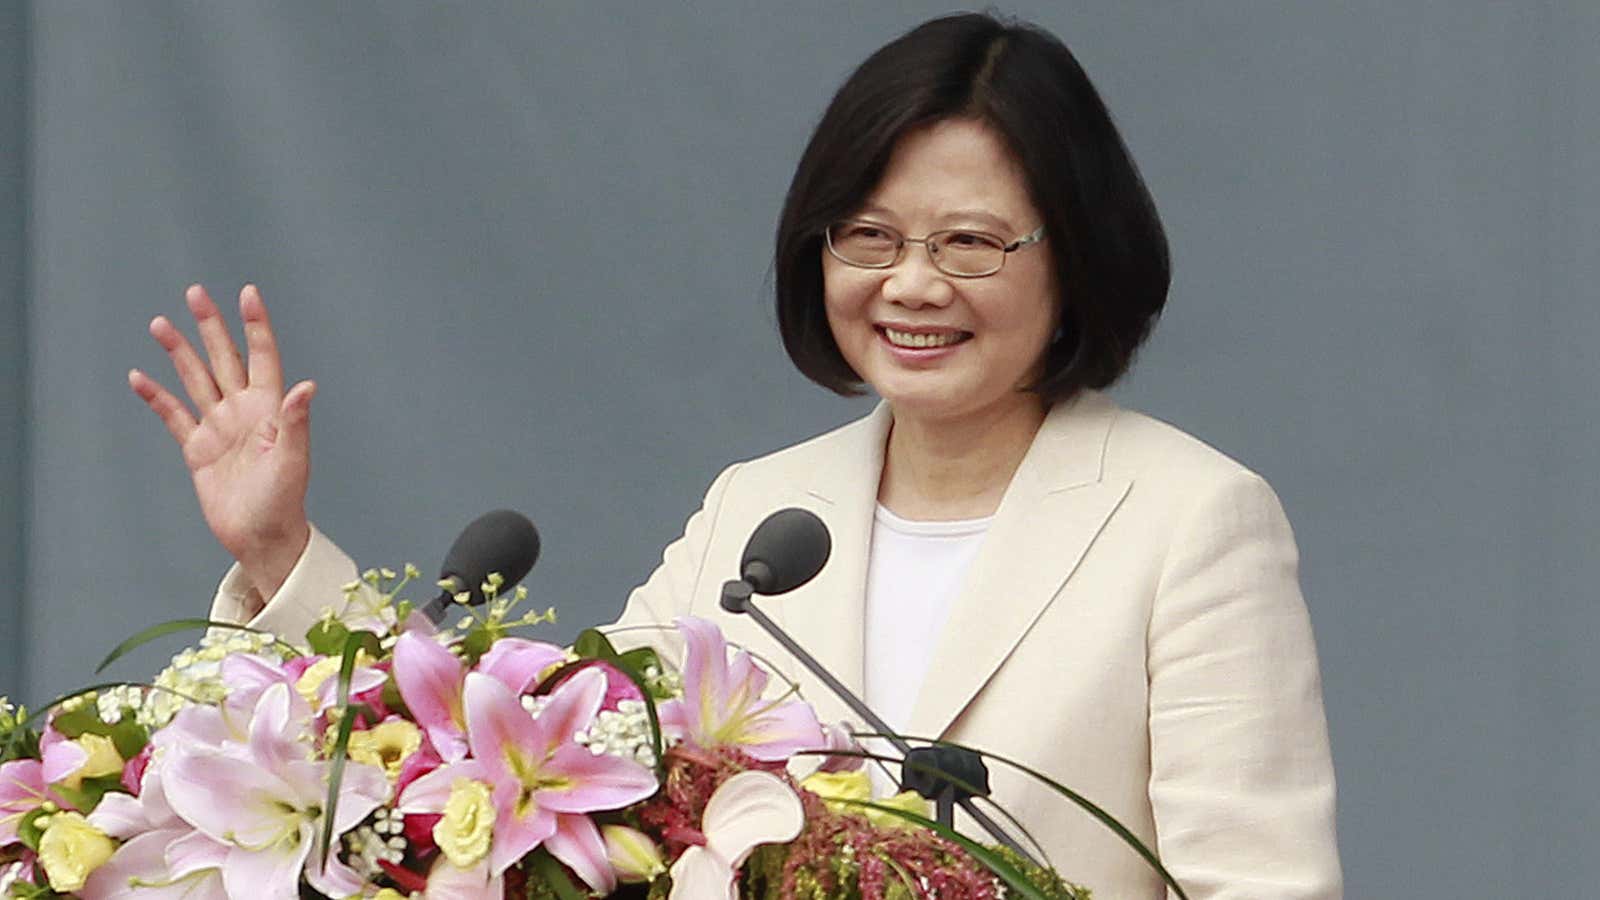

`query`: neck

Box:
[878,394,1048,521]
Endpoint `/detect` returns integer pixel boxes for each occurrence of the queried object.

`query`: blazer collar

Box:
[781,392,1129,739]
[906,390,1130,738]
[775,402,892,699]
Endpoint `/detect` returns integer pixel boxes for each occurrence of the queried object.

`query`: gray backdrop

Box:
[3,2,1596,896]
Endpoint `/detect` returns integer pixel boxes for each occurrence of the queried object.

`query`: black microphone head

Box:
[438,509,541,606]
[739,507,831,595]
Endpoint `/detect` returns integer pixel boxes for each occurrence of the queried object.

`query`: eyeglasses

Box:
[824,219,1045,278]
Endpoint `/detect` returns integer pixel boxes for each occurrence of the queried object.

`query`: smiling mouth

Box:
[879,326,972,349]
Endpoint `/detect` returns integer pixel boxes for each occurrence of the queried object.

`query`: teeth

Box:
[884,328,964,349]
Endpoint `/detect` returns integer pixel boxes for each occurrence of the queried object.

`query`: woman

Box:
[132,13,1341,898]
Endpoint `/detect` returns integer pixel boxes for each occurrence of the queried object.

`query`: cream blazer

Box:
[213,390,1342,899]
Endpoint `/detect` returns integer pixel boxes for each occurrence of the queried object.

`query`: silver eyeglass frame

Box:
[824,220,1046,278]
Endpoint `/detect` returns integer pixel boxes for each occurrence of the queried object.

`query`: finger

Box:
[149,313,222,413]
[274,379,316,463]
[186,284,248,394]
[239,284,285,396]
[128,368,199,445]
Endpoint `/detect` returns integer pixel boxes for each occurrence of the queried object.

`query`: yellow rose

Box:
[371,890,409,900]
[434,778,496,868]
[346,720,422,780]
[295,656,345,708]
[800,768,870,808]
[57,733,124,790]
[37,811,116,892]
[801,769,931,828]
[864,789,932,828]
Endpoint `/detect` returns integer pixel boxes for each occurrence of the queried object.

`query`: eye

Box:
[943,230,1002,249]
[844,224,890,241]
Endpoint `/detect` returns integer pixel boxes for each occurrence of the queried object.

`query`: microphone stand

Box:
[720,580,1040,867]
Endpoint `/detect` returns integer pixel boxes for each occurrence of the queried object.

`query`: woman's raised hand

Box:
[129,284,315,603]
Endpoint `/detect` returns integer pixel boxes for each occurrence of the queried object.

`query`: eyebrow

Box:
[856,204,1017,234]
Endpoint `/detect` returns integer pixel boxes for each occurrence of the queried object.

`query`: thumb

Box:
[274,380,316,461]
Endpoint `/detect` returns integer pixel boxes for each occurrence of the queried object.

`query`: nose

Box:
[879,246,955,309]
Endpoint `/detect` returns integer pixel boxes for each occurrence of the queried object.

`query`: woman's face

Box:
[823,118,1058,426]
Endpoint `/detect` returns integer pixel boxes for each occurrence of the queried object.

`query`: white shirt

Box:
[862,503,992,794]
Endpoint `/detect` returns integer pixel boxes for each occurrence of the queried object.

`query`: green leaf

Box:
[45,705,103,740]
[51,774,125,815]
[316,633,365,870]
[94,618,288,674]
[379,677,409,718]
[17,807,48,851]
[572,628,618,660]
[526,848,588,900]
[305,619,351,657]
[108,716,150,761]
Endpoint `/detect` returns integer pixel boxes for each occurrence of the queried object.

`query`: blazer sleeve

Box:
[610,463,740,633]
[206,524,360,639]
[1146,470,1343,899]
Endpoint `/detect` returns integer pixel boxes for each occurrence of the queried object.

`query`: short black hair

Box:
[775,12,1170,401]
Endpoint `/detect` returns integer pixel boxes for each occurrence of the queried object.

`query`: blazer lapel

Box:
[905,391,1131,739]
[772,403,892,697]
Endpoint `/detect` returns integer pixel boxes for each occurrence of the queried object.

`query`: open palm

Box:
[130,284,315,599]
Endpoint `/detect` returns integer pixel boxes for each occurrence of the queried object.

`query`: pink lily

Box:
[398,668,656,887]
[159,683,389,900]
[1,759,51,845]
[658,617,825,761]
[393,632,566,762]
[81,765,229,899]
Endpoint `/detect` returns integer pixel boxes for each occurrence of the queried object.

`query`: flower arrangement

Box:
[0,567,1175,899]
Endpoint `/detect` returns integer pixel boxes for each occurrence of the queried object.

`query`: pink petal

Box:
[0,759,45,843]
[84,790,148,839]
[305,845,368,898]
[674,617,731,738]
[40,732,88,786]
[476,638,566,695]
[396,760,488,815]
[161,748,298,847]
[79,829,227,900]
[726,651,771,706]
[423,855,503,900]
[462,673,548,789]
[247,684,311,771]
[151,705,231,755]
[488,797,556,877]
[219,826,312,900]
[394,633,469,761]
[736,699,825,762]
[546,813,618,895]
[165,829,229,880]
[656,699,690,742]
[526,667,606,750]
[314,666,387,715]
[536,744,658,814]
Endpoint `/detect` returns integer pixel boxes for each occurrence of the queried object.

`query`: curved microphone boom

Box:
[420,509,541,623]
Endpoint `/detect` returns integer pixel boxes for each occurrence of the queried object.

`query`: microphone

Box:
[739,507,831,594]
[419,510,541,624]
[719,508,1034,864]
